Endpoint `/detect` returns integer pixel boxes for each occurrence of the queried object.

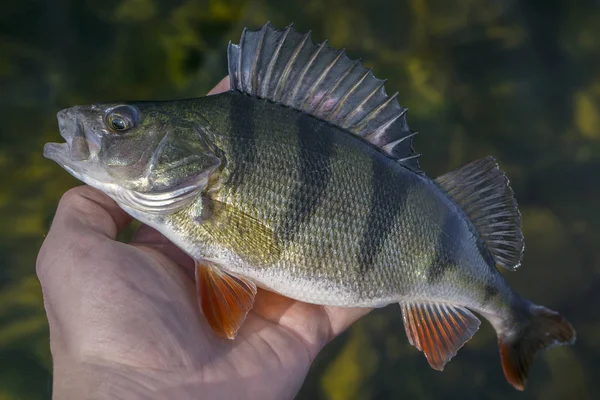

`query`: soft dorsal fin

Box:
[435,157,524,270]
[227,22,420,172]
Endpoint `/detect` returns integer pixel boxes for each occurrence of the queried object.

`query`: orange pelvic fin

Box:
[400,302,480,371]
[195,260,257,339]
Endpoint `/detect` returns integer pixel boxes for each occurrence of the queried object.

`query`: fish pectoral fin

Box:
[195,260,257,340]
[198,198,281,264]
[400,302,481,371]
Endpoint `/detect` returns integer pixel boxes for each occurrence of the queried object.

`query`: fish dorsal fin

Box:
[227,22,420,172]
[435,157,524,270]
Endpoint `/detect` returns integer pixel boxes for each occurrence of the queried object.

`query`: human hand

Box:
[37,78,371,399]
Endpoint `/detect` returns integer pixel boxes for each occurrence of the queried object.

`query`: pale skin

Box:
[36,78,371,399]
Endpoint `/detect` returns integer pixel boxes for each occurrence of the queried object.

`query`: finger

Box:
[322,306,372,338]
[131,225,195,280]
[51,185,131,240]
[37,186,131,282]
[36,186,131,353]
[252,290,372,359]
[207,76,230,95]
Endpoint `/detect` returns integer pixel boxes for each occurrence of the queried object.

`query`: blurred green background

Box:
[1,0,599,398]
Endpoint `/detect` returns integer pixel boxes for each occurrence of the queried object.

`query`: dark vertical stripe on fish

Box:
[358,158,406,275]
[278,115,334,243]
[426,215,458,284]
[483,283,500,303]
[227,93,255,186]
[426,252,453,284]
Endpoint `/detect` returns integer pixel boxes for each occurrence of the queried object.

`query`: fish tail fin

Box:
[497,302,576,390]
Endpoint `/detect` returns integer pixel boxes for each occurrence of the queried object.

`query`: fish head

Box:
[44,101,221,215]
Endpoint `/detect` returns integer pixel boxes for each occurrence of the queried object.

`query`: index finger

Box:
[37,186,131,280]
[45,185,131,246]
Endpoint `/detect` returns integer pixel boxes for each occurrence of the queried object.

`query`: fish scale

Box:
[44,22,575,390]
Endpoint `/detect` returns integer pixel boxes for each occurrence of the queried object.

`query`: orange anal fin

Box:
[195,260,257,340]
[400,302,481,371]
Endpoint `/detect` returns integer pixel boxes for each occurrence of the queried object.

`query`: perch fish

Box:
[44,23,576,390]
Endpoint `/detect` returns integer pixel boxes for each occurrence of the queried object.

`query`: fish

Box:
[43,23,575,390]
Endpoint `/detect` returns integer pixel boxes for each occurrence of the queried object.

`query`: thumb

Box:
[51,185,131,240]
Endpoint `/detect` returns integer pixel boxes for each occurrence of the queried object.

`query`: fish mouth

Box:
[43,142,68,161]
[43,141,86,180]
[44,107,105,183]
[56,108,96,161]
[43,141,72,166]
[44,139,116,191]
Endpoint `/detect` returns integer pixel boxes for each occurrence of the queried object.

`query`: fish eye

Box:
[109,116,127,131]
[105,105,138,133]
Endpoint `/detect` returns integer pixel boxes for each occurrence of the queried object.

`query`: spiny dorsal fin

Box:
[227,22,420,172]
[400,302,480,371]
[435,157,524,270]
